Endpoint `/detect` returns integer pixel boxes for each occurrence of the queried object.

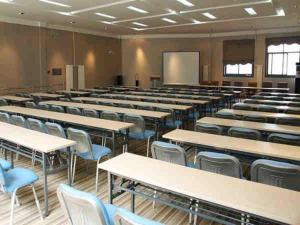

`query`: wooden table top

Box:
[57,90,90,95]
[235,103,300,112]
[99,153,300,225]
[1,95,32,102]
[0,106,134,132]
[252,95,300,101]
[102,93,209,105]
[72,97,193,111]
[43,101,170,119]
[197,117,300,135]
[123,92,223,100]
[219,109,300,119]
[31,92,64,98]
[258,92,300,97]
[0,121,75,153]
[245,98,300,105]
[163,129,300,162]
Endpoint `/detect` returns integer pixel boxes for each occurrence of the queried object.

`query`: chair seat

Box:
[4,168,38,193]
[129,130,155,140]
[166,120,182,128]
[0,158,12,170]
[79,144,111,160]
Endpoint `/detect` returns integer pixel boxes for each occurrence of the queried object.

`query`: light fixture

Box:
[244,7,257,15]
[132,22,148,27]
[95,12,116,19]
[202,12,216,19]
[0,0,13,3]
[132,27,145,31]
[57,11,73,16]
[162,18,177,23]
[39,0,71,8]
[101,21,114,24]
[192,19,201,24]
[176,0,194,7]
[127,6,148,14]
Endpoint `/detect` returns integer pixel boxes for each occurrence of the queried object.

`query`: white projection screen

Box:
[163,51,200,85]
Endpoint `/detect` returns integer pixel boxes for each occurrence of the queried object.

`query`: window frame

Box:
[265,43,300,78]
[223,62,254,77]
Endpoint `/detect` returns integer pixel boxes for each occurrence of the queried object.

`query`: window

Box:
[224,63,253,77]
[267,43,300,76]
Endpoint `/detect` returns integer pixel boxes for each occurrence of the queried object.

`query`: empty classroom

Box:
[0,1,300,225]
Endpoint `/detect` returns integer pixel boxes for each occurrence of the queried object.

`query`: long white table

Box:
[1,95,32,103]
[197,117,300,136]
[0,122,75,217]
[99,153,300,225]
[163,129,300,163]
[0,106,134,155]
[31,92,64,99]
[234,103,300,113]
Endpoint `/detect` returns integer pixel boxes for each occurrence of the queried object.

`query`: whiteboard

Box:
[163,51,200,85]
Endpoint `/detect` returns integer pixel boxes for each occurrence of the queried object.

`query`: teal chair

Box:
[267,133,300,146]
[228,127,262,140]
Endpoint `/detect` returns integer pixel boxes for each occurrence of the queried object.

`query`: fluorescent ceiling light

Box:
[0,0,13,3]
[101,21,114,24]
[276,8,285,16]
[127,6,148,14]
[176,0,194,7]
[95,12,116,19]
[132,27,145,31]
[244,7,257,15]
[132,22,148,27]
[162,18,177,24]
[202,12,216,19]
[192,19,201,24]
[39,0,71,8]
[57,11,73,16]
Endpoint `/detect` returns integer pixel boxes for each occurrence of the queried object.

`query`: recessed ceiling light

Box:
[202,12,217,19]
[127,6,148,14]
[70,21,75,24]
[19,12,24,15]
[244,7,257,15]
[162,18,177,24]
[0,0,13,3]
[132,22,148,27]
[176,0,194,7]
[95,12,116,19]
[39,0,71,8]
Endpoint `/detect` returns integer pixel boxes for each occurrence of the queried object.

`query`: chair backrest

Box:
[275,117,300,126]
[59,98,71,102]
[85,100,99,104]
[257,105,278,113]
[262,82,272,88]
[51,105,65,113]
[117,103,135,109]
[83,109,99,118]
[243,115,267,123]
[10,115,27,128]
[0,112,10,123]
[288,102,300,107]
[45,122,66,139]
[72,99,83,103]
[228,127,261,140]
[136,105,154,111]
[215,111,236,119]
[67,107,82,116]
[57,184,111,225]
[151,141,187,166]
[101,111,121,121]
[195,123,223,135]
[37,103,50,110]
[27,118,47,133]
[233,81,243,87]
[211,81,219,86]
[267,133,300,146]
[232,104,253,111]
[247,82,257,87]
[251,159,300,191]
[277,82,288,88]
[25,102,37,109]
[67,128,93,155]
[0,98,8,106]
[243,99,258,104]
[285,109,300,114]
[222,81,231,86]
[0,164,7,191]
[124,114,145,134]
[195,151,243,178]
[99,102,115,107]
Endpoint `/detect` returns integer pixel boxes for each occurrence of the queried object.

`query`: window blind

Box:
[223,39,255,64]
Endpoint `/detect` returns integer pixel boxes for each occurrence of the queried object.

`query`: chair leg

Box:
[95,166,99,192]
[10,191,17,225]
[146,136,151,157]
[32,185,43,221]
[152,190,157,209]
[72,155,77,184]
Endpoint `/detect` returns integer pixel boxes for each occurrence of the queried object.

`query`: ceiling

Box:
[0,0,299,36]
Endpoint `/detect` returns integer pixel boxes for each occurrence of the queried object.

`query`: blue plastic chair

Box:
[0,158,12,170]
[228,127,262,140]
[267,133,300,146]
[0,165,42,225]
[0,112,10,123]
[124,114,155,157]
[251,159,300,191]
[67,128,111,191]
[57,184,163,225]
[195,123,223,135]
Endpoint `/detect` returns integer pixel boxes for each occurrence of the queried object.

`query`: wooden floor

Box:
[0,139,218,225]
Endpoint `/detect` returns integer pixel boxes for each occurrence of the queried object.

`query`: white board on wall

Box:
[163,51,200,85]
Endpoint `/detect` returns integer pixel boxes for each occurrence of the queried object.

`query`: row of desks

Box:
[234,103,300,113]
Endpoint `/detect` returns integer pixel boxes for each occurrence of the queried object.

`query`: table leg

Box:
[42,152,49,217]
[67,147,72,186]
[108,172,113,204]
[10,151,14,168]
[112,132,115,156]
[131,182,135,213]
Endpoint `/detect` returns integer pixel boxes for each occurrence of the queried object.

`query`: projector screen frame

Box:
[161,50,201,86]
